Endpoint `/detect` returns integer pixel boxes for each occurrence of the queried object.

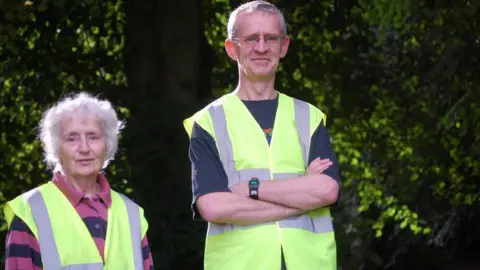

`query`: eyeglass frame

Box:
[231,33,288,49]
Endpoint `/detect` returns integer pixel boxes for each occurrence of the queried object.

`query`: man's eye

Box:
[245,36,258,42]
[267,36,279,41]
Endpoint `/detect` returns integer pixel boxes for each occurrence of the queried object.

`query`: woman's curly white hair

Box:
[38,92,125,172]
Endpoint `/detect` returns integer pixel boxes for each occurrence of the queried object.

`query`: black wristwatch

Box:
[249,178,259,199]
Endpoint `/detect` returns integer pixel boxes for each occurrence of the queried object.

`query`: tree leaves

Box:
[0,0,130,229]
[0,0,479,268]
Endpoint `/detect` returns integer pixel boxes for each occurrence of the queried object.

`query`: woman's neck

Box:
[65,175,100,197]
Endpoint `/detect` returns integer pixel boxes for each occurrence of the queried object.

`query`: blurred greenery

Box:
[1,0,479,269]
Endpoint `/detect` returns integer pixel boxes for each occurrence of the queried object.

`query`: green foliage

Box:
[203,0,237,95]
[205,0,480,268]
[0,0,131,227]
[1,0,479,269]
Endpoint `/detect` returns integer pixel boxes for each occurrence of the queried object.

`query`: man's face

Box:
[226,11,290,80]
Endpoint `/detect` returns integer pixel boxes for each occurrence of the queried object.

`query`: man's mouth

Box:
[252,58,270,63]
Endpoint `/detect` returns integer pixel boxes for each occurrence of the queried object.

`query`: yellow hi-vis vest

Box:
[4,181,148,270]
[184,92,337,270]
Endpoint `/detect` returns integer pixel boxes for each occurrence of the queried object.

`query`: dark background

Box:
[1,0,479,269]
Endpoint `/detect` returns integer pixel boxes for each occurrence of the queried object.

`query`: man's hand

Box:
[306,157,333,176]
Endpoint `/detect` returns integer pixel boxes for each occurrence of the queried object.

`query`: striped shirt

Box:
[4,172,154,270]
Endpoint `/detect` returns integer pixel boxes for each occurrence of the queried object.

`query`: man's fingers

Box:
[306,158,333,175]
[317,160,331,166]
[310,160,332,168]
[317,163,332,172]
[310,158,331,166]
[310,161,333,174]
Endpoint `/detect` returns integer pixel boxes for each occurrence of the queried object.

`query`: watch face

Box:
[250,178,259,185]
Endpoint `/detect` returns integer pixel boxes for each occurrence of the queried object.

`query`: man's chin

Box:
[249,73,276,81]
[250,68,276,77]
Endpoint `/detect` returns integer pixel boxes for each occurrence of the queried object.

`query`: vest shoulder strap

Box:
[110,191,144,270]
[3,182,53,237]
[183,94,232,139]
[110,190,149,238]
[291,97,327,128]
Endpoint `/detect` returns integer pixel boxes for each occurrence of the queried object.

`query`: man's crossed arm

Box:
[230,157,339,211]
[196,158,339,225]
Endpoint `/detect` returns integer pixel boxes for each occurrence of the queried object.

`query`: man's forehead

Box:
[235,10,282,34]
[237,9,279,21]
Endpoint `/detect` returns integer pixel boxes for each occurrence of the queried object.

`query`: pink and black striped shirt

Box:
[4,172,154,270]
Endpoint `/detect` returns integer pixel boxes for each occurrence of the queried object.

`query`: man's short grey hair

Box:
[227,0,287,39]
[39,92,125,172]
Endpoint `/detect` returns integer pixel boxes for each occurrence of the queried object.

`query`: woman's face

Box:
[58,109,106,179]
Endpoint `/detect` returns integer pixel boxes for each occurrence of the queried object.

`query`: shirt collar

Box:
[52,171,112,207]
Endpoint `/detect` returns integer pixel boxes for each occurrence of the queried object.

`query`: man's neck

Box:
[235,75,277,101]
[235,81,277,100]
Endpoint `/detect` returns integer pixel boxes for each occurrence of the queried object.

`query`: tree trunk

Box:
[123,0,214,267]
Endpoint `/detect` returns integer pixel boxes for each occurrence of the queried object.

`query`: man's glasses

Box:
[232,34,286,48]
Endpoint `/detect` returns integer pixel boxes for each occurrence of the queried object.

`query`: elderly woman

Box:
[3,92,153,270]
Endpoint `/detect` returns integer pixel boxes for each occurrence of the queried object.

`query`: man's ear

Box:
[225,39,238,61]
[280,35,290,58]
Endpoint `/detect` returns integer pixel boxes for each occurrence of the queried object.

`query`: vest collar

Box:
[52,172,112,207]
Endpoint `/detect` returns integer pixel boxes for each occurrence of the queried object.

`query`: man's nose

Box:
[254,37,269,52]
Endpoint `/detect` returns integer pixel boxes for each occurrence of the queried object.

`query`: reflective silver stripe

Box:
[237,168,270,185]
[24,188,63,270]
[208,221,276,235]
[62,263,103,269]
[118,193,143,270]
[209,104,236,183]
[279,215,333,233]
[23,188,143,269]
[207,100,333,236]
[293,98,310,166]
[207,222,234,235]
[272,172,300,180]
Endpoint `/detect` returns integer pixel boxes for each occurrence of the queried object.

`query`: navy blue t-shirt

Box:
[188,96,340,220]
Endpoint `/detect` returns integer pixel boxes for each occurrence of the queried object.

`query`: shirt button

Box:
[95,224,100,229]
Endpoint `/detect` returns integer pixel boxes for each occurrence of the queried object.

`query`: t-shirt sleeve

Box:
[308,120,341,183]
[188,122,231,221]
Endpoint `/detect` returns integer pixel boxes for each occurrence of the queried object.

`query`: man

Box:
[183,1,340,269]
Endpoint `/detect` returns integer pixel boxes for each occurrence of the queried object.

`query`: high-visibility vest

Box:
[184,92,337,270]
[4,181,148,270]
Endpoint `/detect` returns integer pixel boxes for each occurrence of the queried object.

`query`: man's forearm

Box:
[256,174,339,210]
[197,192,305,225]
